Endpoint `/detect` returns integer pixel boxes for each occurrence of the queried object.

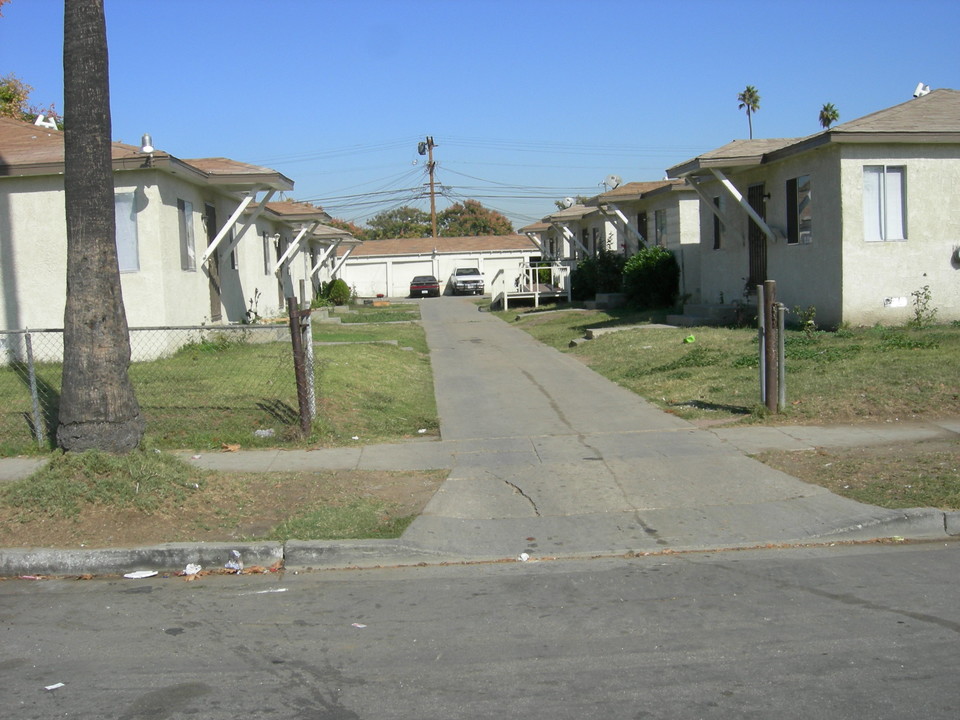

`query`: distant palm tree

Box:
[819,102,840,129]
[737,85,761,139]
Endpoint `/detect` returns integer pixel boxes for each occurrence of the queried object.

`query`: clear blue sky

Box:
[2,0,959,229]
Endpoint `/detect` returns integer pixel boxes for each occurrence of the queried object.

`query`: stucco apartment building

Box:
[0,116,353,336]
[667,89,960,327]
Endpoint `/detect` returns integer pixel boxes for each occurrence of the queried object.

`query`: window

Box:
[262,232,272,275]
[637,212,647,245]
[863,165,906,241]
[591,227,599,255]
[227,230,238,270]
[114,192,139,272]
[712,197,722,250]
[178,199,195,270]
[786,175,812,245]
[654,209,666,247]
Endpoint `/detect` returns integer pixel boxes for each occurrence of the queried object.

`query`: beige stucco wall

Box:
[604,190,701,302]
[0,168,297,333]
[0,174,68,331]
[838,143,960,325]
[692,147,845,325]
[692,141,960,327]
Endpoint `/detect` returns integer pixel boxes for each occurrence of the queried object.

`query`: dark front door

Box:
[204,203,222,322]
[746,183,767,293]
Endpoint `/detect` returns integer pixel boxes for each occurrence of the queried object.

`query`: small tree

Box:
[439,199,513,236]
[327,217,369,242]
[819,102,840,129]
[0,72,61,124]
[737,85,761,139]
[622,246,680,309]
[367,206,431,240]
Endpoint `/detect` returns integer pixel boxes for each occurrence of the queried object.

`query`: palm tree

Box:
[737,85,761,139]
[58,0,144,452]
[819,102,840,129]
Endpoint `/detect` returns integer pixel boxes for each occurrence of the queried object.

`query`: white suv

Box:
[450,267,484,295]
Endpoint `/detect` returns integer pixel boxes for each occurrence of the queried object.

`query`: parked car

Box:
[410,275,441,297]
[450,267,484,295]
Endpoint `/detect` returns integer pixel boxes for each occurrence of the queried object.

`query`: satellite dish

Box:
[604,174,622,189]
[913,82,931,98]
[561,197,575,209]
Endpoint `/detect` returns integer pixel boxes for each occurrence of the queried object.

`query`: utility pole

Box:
[419,136,438,238]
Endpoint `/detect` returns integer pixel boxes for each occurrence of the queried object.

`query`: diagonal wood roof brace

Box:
[595,203,645,248]
[274,220,322,276]
[330,243,359,277]
[703,168,777,243]
[523,231,545,255]
[200,188,275,265]
[550,222,590,256]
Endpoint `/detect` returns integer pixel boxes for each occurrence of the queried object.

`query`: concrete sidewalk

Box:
[2,298,958,576]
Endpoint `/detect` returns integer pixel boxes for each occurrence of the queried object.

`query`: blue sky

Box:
[2,0,959,229]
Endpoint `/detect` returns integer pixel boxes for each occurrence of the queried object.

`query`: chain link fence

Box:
[0,325,304,455]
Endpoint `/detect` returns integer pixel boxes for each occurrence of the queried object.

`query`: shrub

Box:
[622,246,680,308]
[325,278,352,305]
[570,250,626,300]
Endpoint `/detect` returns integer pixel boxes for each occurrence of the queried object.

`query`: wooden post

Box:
[287,297,312,436]
[757,283,765,405]
[763,280,778,413]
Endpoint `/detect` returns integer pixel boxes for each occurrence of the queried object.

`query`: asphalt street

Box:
[2,542,959,719]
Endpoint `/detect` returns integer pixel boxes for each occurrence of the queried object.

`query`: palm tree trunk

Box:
[57,0,144,452]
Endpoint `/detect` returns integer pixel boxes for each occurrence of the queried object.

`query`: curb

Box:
[0,542,283,578]
[3,510,958,578]
[818,507,955,541]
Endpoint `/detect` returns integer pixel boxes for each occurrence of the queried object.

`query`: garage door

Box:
[392,260,434,297]
[344,262,388,297]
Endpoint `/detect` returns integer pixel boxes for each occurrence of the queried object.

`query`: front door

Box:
[204,203,222,322]
[746,183,767,293]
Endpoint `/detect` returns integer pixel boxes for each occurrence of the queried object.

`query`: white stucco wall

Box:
[691,141,960,327]
[838,143,960,325]
[0,168,298,334]
[0,174,68,331]
[338,248,540,298]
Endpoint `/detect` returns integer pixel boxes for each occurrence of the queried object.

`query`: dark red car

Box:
[410,275,441,298]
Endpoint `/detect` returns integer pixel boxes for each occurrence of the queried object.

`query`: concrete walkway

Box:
[2,298,958,575]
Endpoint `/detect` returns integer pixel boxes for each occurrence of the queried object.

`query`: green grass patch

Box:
[0,450,203,518]
[311,342,438,445]
[1,317,436,455]
[336,303,421,324]
[313,320,428,353]
[499,309,960,425]
[266,499,414,541]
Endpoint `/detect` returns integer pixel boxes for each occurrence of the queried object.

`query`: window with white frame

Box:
[114,191,139,272]
[654,209,666,247]
[178,199,196,270]
[863,165,906,241]
[786,175,812,245]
